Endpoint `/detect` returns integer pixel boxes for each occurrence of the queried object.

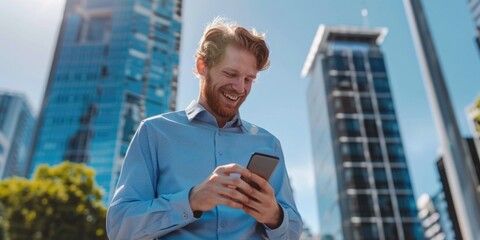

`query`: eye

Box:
[224,71,236,78]
[245,78,253,84]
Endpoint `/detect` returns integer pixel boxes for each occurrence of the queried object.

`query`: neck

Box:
[197,98,230,128]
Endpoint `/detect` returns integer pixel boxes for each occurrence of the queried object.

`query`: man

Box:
[106,17,303,239]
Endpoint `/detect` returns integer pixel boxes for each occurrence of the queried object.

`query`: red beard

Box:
[201,73,246,120]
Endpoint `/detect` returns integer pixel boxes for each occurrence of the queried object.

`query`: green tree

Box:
[0,162,107,240]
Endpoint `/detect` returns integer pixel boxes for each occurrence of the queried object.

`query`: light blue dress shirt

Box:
[107,101,303,239]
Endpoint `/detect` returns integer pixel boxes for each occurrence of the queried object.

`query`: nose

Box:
[231,77,245,93]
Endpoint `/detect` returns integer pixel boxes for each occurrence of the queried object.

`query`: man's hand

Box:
[189,164,254,212]
[241,173,283,229]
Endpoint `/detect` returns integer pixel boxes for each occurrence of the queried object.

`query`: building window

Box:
[382,119,400,138]
[396,194,418,218]
[87,16,112,42]
[329,75,352,91]
[374,168,389,189]
[334,96,356,114]
[387,143,406,163]
[377,97,395,115]
[356,76,369,92]
[327,55,349,71]
[345,167,370,189]
[364,119,378,138]
[392,167,412,190]
[373,77,390,93]
[341,142,365,162]
[360,97,374,114]
[353,52,366,72]
[348,194,375,218]
[382,222,399,240]
[352,222,379,239]
[337,118,361,137]
[368,56,386,73]
[402,222,424,240]
[368,142,383,162]
[378,194,395,217]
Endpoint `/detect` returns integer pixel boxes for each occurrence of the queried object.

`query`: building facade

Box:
[404,0,480,238]
[417,192,457,240]
[467,0,480,50]
[302,25,423,239]
[0,91,35,179]
[436,158,462,240]
[435,136,480,240]
[28,0,182,202]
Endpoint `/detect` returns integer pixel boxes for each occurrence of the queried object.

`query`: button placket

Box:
[220,220,227,228]
[217,130,223,157]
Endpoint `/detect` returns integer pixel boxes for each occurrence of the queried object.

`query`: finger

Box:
[216,164,252,177]
[223,176,254,195]
[219,187,250,204]
[242,196,263,211]
[216,195,244,209]
[246,173,274,194]
[201,184,246,209]
[242,205,261,219]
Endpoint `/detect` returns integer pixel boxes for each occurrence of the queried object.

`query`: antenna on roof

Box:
[361,0,369,27]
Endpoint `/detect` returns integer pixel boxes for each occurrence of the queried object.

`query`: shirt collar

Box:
[185,100,245,131]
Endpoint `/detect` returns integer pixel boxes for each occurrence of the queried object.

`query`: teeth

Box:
[224,93,239,101]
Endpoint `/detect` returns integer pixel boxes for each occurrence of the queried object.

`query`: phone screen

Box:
[243,153,279,189]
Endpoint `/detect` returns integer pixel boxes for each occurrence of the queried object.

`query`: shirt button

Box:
[183,212,187,219]
[220,220,227,228]
[218,152,223,156]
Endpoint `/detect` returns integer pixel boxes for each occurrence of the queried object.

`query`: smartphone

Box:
[242,152,279,190]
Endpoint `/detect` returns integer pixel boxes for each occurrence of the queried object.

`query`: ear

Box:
[196,57,207,77]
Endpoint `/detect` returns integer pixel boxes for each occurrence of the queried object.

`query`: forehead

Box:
[215,45,258,75]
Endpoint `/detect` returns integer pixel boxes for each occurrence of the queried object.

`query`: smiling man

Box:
[106,17,303,239]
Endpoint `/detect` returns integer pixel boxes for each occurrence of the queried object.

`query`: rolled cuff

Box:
[264,205,289,239]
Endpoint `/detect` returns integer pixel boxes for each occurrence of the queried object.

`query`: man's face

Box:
[199,45,258,124]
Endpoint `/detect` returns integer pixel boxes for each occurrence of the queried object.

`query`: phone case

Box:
[243,152,279,189]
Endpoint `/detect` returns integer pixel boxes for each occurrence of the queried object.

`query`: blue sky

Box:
[0,0,479,235]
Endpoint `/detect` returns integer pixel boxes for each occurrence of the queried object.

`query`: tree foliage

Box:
[0,162,107,240]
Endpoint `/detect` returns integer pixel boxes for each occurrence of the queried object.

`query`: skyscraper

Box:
[28,0,182,202]
[417,192,457,240]
[467,0,480,50]
[0,90,35,179]
[403,0,480,238]
[302,25,423,239]
[435,136,480,240]
[436,157,462,240]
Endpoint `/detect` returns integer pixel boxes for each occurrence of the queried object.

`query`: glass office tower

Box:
[417,192,457,240]
[436,136,480,240]
[28,0,182,202]
[468,0,480,50]
[404,0,480,238]
[0,91,35,179]
[302,25,423,240]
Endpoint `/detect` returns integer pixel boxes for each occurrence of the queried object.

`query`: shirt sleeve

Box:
[106,120,198,240]
[263,139,304,239]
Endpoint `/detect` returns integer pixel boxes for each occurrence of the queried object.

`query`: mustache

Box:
[220,86,246,96]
